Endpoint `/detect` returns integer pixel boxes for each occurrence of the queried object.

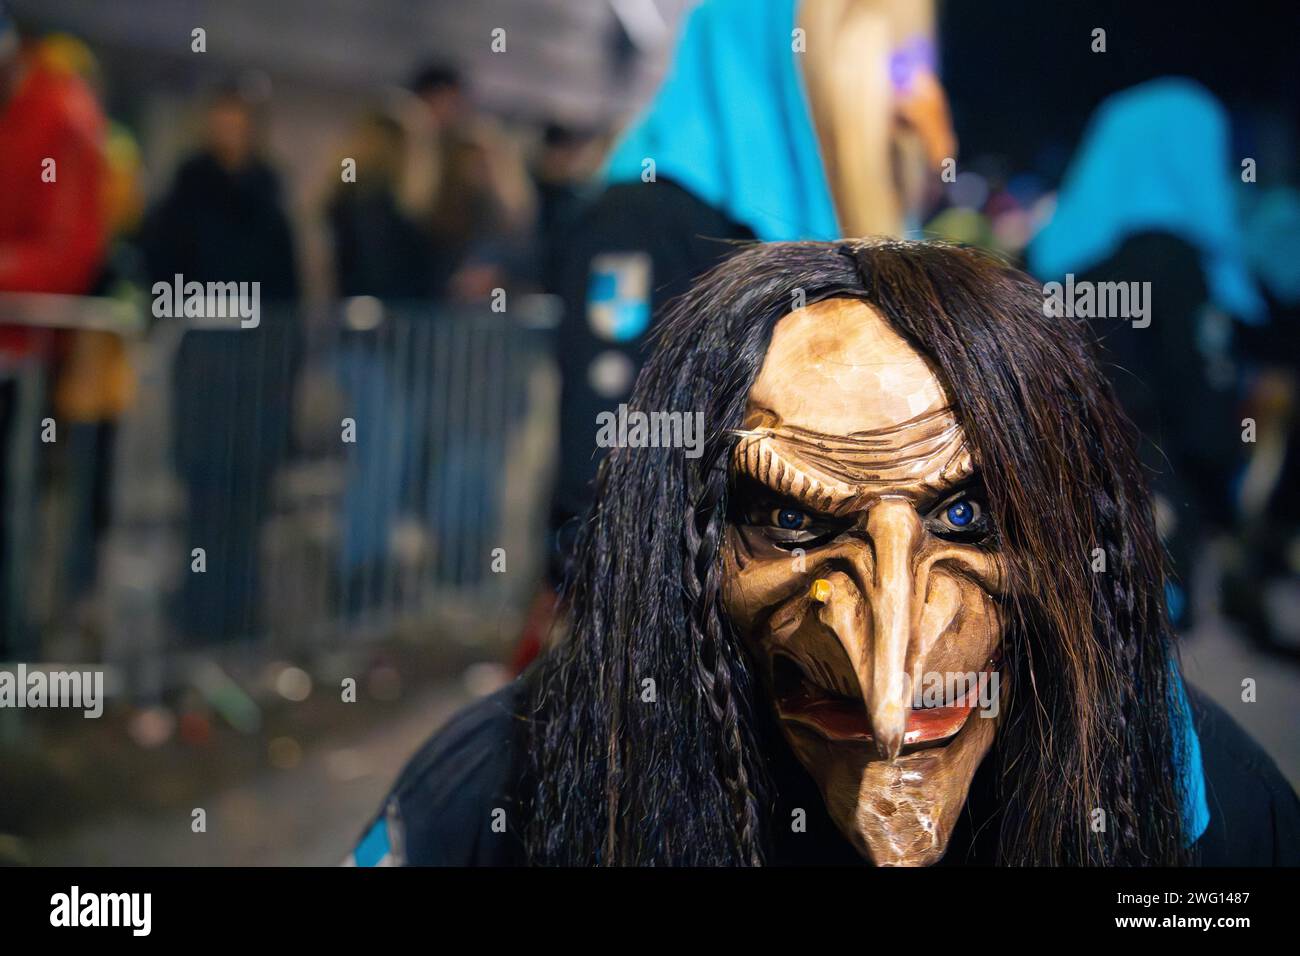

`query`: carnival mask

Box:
[722,298,1007,866]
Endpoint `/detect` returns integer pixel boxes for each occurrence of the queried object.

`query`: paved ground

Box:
[1181,617,1299,791]
[27,680,478,866]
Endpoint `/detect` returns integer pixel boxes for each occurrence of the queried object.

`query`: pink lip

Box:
[779,692,974,746]
[775,657,1000,749]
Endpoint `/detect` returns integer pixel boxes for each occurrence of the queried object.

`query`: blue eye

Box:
[773,508,810,531]
[944,499,978,528]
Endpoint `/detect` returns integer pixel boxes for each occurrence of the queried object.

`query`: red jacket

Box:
[0,51,107,359]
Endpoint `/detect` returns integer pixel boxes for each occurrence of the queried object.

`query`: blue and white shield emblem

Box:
[586,251,652,342]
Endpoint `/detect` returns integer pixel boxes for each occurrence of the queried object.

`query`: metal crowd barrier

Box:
[0,293,559,702]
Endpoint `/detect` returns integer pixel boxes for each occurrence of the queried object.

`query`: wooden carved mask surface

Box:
[722,298,1008,866]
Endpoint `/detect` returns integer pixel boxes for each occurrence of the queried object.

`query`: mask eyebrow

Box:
[919,471,986,513]
[729,432,861,516]
[729,426,977,516]
[730,472,837,522]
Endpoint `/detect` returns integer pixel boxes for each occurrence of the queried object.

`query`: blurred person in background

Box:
[1028,78,1266,631]
[526,0,955,666]
[0,18,105,298]
[328,111,430,301]
[142,81,301,643]
[0,5,107,655]
[530,122,604,294]
[411,62,465,137]
[326,110,432,611]
[37,33,144,643]
[411,64,536,588]
[412,63,536,302]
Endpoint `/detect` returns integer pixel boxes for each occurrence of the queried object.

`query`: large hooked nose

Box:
[813,498,928,761]
[863,499,924,759]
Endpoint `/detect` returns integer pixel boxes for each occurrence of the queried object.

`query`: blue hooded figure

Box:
[1030,78,1265,635]
[1029,77,1264,324]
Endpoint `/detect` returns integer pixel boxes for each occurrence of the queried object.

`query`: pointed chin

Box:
[784,700,997,866]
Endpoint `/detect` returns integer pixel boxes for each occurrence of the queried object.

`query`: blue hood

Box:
[605,0,839,242]
[1029,78,1264,324]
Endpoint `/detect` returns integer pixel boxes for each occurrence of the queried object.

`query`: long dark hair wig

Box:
[524,239,1191,865]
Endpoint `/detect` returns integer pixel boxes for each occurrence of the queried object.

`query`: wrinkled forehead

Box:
[735,297,972,509]
[745,298,950,431]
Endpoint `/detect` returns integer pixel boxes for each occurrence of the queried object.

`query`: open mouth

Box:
[771,653,997,753]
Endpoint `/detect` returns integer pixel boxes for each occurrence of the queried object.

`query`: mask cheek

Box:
[915,571,1004,675]
[935,546,1006,596]
[721,526,814,634]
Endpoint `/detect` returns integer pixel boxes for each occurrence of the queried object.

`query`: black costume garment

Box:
[550,178,753,535]
[354,678,1300,866]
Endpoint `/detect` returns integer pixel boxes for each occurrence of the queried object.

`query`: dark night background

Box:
[941,1,1299,181]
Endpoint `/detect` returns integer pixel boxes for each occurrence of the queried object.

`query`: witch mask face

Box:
[722,298,1008,866]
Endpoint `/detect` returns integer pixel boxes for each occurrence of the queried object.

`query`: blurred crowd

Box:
[0,11,607,659]
[1,0,1298,676]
